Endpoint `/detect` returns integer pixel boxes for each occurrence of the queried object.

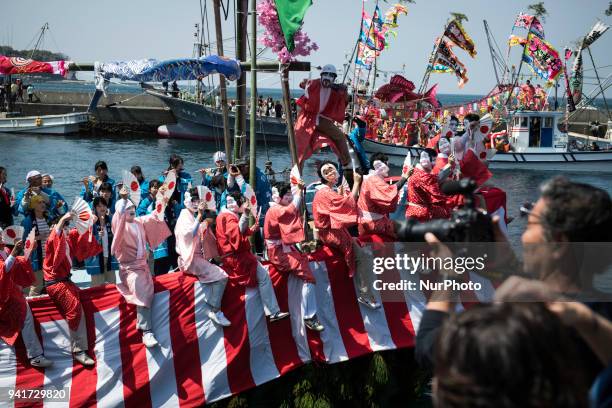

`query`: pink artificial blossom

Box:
[257,0,318,63]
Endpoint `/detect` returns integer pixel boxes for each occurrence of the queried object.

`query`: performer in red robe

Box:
[43,212,101,366]
[295,64,350,168]
[0,239,53,367]
[312,161,380,309]
[216,191,289,322]
[264,181,323,332]
[357,153,407,241]
[406,152,451,222]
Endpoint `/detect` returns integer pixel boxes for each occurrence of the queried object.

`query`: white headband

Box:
[271,186,280,204]
[320,163,337,178]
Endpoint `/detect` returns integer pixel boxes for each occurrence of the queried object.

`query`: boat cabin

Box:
[507,110,568,153]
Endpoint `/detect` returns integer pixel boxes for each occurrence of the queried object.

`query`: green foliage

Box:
[450,12,469,24]
[606,1,612,16]
[527,2,548,21]
[0,45,68,61]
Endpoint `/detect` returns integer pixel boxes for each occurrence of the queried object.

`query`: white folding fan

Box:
[23,228,36,260]
[122,170,141,207]
[70,197,93,235]
[243,183,258,216]
[197,185,216,211]
[1,225,24,246]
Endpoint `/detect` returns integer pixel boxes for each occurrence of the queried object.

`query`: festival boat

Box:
[0,111,88,134]
[363,110,612,172]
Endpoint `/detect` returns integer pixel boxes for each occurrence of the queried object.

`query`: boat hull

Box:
[362,138,612,172]
[147,90,288,143]
[0,112,88,134]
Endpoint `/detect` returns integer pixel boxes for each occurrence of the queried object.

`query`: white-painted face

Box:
[449,120,458,133]
[321,73,336,88]
[321,164,339,185]
[126,207,136,223]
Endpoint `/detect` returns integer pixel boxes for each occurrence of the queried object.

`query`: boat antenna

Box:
[29,22,49,60]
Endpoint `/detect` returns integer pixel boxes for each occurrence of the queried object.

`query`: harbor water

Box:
[1,131,612,247]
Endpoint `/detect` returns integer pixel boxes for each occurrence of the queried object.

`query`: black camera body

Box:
[395,178,495,242]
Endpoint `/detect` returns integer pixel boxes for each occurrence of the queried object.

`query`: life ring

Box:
[35,117,43,127]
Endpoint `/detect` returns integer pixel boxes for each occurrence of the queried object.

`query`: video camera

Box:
[395,178,494,242]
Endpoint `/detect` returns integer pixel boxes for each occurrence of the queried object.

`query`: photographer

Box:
[415,176,612,383]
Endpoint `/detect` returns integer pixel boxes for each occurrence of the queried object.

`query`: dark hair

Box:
[449,115,459,123]
[99,182,113,193]
[464,113,480,122]
[93,196,108,208]
[273,181,291,198]
[130,165,142,175]
[148,179,161,190]
[369,152,388,170]
[188,187,199,200]
[317,160,337,183]
[434,303,588,408]
[0,166,5,173]
[423,148,437,161]
[209,174,226,189]
[228,190,244,206]
[94,161,108,171]
[168,154,184,170]
[540,176,612,242]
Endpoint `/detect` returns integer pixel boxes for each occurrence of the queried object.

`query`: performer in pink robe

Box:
[312,161,380,309]
[0,238,53,367]
[111,187,171,348]
[216,191,289,322]
[264,181,323,332]
[295,65,350,168]
[43,212,101,366]
[175,188,230,327]
[406,152,451,222]
[357,153,408,241]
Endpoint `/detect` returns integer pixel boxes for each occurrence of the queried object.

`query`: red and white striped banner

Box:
[0,248,494,407]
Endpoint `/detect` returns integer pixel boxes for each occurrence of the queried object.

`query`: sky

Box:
[3,0,612,95]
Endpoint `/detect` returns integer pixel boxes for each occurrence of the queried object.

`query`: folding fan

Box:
[70,197,93,235]
[243,183,258,216]
[23,228,36,260]
[197,185,216,211]
[1,225,24,246]
[122,170,141,207]
[477,114,493,136]
[289,165,302,195]
[402,153,412,177]
[162,170,177,201]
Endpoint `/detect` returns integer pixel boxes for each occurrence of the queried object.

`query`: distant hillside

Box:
[0,45,69,61]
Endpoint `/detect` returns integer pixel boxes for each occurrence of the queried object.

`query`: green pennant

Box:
[274,0,313,52]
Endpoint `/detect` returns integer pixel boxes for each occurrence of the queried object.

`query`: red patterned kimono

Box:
[264,202,314,283]
[216,210,259,287]
[357,174,399,241]
[312,186,358,277]
[43,228,102,331]
[405,167,450,222]
[459,149,492,187]
[295,79,348,165]
[0,252,35,346]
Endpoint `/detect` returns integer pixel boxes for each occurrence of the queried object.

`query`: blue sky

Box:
[4,0,612,94]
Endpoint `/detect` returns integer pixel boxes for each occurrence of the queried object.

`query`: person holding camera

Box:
[175,187,230,327]
[0,238,54,368]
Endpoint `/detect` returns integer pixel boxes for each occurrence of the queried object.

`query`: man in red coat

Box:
[295,65,350,169]
[216,191,289,322]
[0,239,53,367]
[43,212,102,366]
[406,151,451,222]
[264,181,323,332]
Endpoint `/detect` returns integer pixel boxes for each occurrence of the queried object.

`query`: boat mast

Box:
[29,23,49,60]
[234,0,248,160]
[417,20,448,95]
[586,47,611,119]
[483,19,501,87]
[504,19,533,107]
[213,0,233,162]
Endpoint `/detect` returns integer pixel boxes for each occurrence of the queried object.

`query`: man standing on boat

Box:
[295,65,352,174]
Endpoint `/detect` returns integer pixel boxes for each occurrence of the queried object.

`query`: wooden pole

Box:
[249,0,257,189]
[213,0,233,165]
[234,0,248,161]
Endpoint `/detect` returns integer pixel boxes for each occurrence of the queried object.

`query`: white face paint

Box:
[419,152,432,171]
[321,73,336,88]
[321,164,339,185]
[373,160,390,178]
[449,120,458,133]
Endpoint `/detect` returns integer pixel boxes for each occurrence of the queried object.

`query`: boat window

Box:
[544,117,553,128]
[521,117,528,127]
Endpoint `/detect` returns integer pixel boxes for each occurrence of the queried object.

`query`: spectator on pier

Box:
[162,81,169,95]
[27,84,34,103]
[170,81,179,98]
[274,100,283,118]
[0,167,14,228]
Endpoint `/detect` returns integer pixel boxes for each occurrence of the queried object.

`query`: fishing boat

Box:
[146,89,288,142]
[363,109,612,172]
[0,111,88,134]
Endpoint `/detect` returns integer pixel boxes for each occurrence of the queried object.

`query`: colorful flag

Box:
[0,56,68,76]
[444,20,477,58]
[570,21,609,105]
[432,38,469,88]
[508,35,527,47]
[384,4,408,28]
[522,33,563,81]
[360,7,386,51]
[355,42,377,69]
[514,13,545,38]
[274,0,313,52]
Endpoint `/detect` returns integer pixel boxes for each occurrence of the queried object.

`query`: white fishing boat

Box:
[0,111,88,134]
[363,110,612,172]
